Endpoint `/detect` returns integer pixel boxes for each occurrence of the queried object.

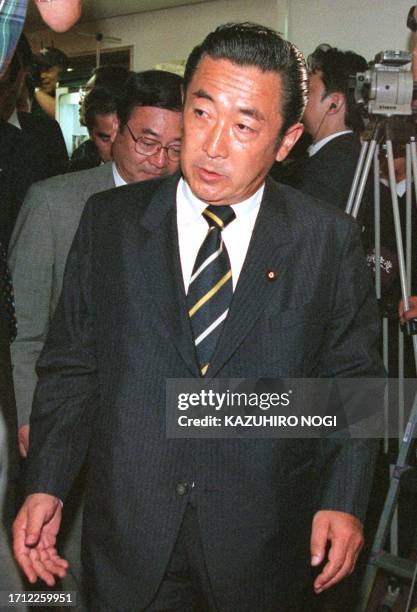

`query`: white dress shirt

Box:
[112,161,128,186]
[7,108,21,130]
[380,178,408,198]
[176,177,263,292]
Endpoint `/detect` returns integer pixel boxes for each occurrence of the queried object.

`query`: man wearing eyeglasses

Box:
[8,68,182,608]
[119,99,181,181]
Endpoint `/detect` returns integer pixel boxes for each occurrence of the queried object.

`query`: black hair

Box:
[117,70,183,127]
[308,46,367,132]
[89,65,130,90]
[82,86,120,130]
[183,22,308,138]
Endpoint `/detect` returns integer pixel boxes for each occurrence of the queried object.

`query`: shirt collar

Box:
[177,177,264,227]
[380,177,407,198]
[308,130,353,157]
[8,109,21,130]
[112,161,128,186]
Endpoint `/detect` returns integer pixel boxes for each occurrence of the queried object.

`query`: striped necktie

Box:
[187,205,236,376]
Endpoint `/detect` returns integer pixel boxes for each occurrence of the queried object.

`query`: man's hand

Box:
[13,494,68,586]
[398,296,417,323]
[18,424,30,458]
[310,510,363,594]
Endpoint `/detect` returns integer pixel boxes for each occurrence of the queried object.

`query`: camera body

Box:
[354,51,414,116]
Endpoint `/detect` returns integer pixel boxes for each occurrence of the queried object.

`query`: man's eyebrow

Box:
[191,89,214,102]
[191,89,265,122]
[141,127,159,138]
[140,127,181,142]
[238,107,265,122]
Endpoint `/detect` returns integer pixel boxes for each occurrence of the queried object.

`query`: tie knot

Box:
[203,205,236,231]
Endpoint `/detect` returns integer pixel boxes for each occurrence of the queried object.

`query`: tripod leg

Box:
[346,140,370,215]
[374,145,382,298]
[386,139,417,373]
[351,140,378,219]
[405,145,412,296]
[356,393,417,612]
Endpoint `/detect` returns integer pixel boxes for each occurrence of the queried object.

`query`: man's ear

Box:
[326,92,343,114]
[110,115,120,143]
[275,122,304,162]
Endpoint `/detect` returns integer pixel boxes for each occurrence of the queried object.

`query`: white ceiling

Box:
[26,0,209,31]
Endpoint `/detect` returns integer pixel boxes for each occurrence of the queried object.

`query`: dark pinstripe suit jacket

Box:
[270,132,361,212]
[25,173,383,611]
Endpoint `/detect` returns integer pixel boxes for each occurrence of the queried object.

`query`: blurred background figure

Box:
[82,64,131,95]
[271,45,367,212]
[69,65,131,171]
[30,45,68,119]
[0,33,68,246]
[69,86,120,171]
[77,64,131,132]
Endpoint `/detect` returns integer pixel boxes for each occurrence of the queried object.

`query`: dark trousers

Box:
[89,502,313,611]
[145,505,218,611]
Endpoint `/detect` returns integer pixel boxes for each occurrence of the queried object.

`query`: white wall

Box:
[288,0,415,61]
[27,0,284,69]
[27,0,415,74]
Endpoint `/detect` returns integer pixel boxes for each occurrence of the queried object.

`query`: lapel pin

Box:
[266,270,277,281]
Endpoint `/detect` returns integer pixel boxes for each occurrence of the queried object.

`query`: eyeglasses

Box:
[125,123,181,162]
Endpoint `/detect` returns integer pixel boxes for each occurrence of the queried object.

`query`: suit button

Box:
[176,482,189,496]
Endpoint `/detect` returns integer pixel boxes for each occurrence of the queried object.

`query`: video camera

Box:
[352,5,417,117]
[353,50,414,116]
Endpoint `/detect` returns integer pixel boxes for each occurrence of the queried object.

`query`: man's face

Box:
[89,112,118,162]
[181,56,303,206]
[302,71,327,138]
[40,64,60,93]
[113,105,182,183]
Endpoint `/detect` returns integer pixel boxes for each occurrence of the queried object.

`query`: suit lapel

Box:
[137,174,199,376]
[208,178,293,377]
[131,175,293,378]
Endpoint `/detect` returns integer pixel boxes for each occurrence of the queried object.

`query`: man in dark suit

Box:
[271,46,367,212]
[0,34,68,246]
[13,24,383,611]
[68,86,120,172]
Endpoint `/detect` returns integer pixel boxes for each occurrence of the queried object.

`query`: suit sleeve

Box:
[316,219,384,522]
[24,200,99,500]
[8,184,55,427]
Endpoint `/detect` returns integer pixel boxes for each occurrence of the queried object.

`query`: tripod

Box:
[348,116,417,611]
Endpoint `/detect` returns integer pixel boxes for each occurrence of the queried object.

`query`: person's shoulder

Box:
[23,163,114,217]
[31,163,111,191]
[266,176,356,232]
[86,171,179,215]
[316,132,361,158]
[18,110,61,133]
